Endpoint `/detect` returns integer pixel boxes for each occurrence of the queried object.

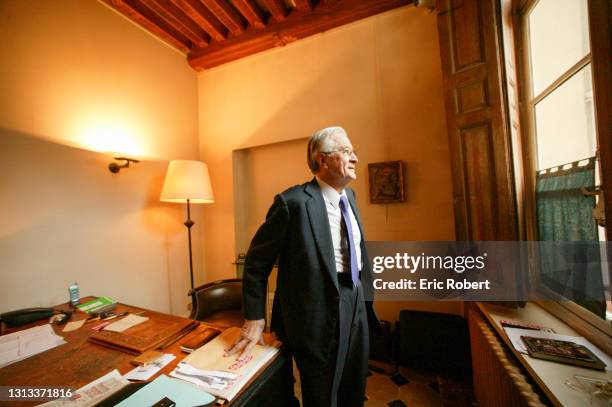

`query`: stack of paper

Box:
[172,363,239,391]
[123,353,176,381]
[170,327,280,402]
[0,324,66,368]
[39,369,130,407]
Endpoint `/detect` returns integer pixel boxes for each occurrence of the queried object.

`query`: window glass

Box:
[534,65,596,170]
[528,0,590,96]
[526,0,610,320]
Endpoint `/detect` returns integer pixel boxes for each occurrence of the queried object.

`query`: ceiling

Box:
[101,0,413,70]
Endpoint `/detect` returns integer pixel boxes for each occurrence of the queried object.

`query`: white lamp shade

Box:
[160,160,215,203]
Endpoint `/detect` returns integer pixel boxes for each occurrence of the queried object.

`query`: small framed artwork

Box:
[368,161,405,204]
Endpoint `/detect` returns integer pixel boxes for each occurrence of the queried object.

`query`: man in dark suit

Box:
[225,126,377,407]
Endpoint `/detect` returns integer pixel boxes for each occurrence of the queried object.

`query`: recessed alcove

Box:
[232,138,311,256]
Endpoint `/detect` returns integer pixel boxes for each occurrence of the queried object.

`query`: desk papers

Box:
[123,353,176,381]
[170,327,280,402]
[0,324,66,368]
[504,327,612,371]
[116,374,215,407]
[104,314,148,332]
[62,320,85,333]
[38,369,129,407]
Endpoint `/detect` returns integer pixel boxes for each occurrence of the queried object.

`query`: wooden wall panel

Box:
[461,124,497,240]
[450,0,484,70]
[456,80,488,114]
[437,0,518,241]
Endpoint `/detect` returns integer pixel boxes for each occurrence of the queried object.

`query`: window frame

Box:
[515,0,612,353]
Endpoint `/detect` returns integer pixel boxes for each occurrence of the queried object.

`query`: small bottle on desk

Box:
[68,282,80,306]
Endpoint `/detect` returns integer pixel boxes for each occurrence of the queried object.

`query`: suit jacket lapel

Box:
[305,178,339,291]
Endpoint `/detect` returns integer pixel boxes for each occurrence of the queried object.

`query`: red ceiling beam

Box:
[200,0,246,36]
[232,0,267,30]
[144,0,209,47]
[188,0,413,70]
[261,0,288,22]
[168,0,228,42]
[293,0,312,13]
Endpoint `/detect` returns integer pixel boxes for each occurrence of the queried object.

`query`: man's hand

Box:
[224,319,265,360]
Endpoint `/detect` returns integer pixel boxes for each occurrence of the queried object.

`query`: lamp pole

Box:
[160,160,214,296]
[185,199,195,291]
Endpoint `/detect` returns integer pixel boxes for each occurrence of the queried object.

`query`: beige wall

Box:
[0,0,198,160]
[233,138,311,254]
[197,6,459,321]
[0,0,199,314]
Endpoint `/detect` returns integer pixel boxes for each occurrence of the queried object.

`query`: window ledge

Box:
[477,301,611,407]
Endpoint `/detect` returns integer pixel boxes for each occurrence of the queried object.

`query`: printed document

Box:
[170,327,280,401]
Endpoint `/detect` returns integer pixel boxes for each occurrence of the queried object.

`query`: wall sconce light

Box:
[108,157,139,173]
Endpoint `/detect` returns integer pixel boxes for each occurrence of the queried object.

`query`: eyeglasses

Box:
[322,148,357,157]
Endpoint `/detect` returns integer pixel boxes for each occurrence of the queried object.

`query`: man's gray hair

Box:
[307,126,347,173]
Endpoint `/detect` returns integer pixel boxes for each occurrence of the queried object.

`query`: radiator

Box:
[468,307,549,406]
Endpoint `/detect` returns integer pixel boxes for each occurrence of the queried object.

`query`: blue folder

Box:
[115,374,215,407]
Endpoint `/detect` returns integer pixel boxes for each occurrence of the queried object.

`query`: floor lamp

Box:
[160,160,214,293]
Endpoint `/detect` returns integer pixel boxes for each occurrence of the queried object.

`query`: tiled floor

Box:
[365,365,443,407]
[293,361,476,407]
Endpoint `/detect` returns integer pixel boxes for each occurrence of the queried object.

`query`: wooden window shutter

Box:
[436,0,519,241]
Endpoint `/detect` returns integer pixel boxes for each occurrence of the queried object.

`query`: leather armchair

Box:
[189,278,244,328]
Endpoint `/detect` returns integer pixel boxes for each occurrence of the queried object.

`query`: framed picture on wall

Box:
[367,161,405,204]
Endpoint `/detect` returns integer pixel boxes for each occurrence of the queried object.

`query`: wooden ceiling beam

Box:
[101,0,191,52]
[293,0,312,12]
[200,0,246,35]
[168,0,228,42]
[231,0,266,29]
[189,0,412,70]
[143,0,209,47]
[261,0,288,22]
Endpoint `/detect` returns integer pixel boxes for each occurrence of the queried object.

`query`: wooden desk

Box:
[0,299,293,406]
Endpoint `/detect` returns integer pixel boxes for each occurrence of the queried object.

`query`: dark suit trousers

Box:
[297,274,369,407]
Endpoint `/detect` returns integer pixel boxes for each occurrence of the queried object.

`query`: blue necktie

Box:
[339,196,359,285]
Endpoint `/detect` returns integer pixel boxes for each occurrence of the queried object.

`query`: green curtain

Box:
[536,158,605,317]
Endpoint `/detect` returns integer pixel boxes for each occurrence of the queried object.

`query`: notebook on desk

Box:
[88,310,198,355]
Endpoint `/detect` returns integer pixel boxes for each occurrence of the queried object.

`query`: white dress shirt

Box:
[316,177,363,273]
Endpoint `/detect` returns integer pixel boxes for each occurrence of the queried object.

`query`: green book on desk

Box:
[76,296,116,314]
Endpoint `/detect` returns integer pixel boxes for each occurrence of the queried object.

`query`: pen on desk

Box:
[91,321,110,331]
[85,316,101,324]
[101,311,129,321]
[85,311,129,324]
